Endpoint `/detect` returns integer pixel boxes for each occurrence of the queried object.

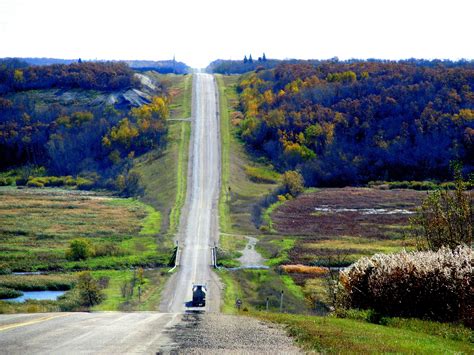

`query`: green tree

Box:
[77,271,104,307]
[411,165,473,250]
[66,238,94,261]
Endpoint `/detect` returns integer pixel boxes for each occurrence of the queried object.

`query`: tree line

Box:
[236,61,474,186]
[0,59,138,94]
[207,57,474,75]
[0,61,169,194]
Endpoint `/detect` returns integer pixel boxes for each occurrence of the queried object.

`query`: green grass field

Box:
[91,269,169,311]
[256,312,474,353]
[0,188,169,272]
[218,268,307,314]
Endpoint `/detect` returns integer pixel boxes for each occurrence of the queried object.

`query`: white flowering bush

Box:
[340,246,473,326]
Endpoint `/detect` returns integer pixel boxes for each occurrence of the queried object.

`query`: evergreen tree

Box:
[249,54,253,64]
[243,55,248,64]
[262,53,267,61]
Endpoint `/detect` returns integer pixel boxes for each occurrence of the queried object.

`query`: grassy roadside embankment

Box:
[256,312,473,353]
[134,73,192,237]
[216,74,280,235]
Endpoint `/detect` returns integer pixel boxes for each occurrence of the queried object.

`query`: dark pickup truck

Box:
[192,284,207,307]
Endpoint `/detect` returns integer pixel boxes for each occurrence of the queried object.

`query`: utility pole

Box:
[280,290,284,312]
[266,297,269,312]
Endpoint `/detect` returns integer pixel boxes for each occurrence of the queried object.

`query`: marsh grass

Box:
[0,188,169,271]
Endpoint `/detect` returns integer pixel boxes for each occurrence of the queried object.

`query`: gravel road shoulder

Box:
[161,313,301,354]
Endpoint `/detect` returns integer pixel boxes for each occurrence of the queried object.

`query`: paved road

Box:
[0,312,180,354]
[160,72,221,313]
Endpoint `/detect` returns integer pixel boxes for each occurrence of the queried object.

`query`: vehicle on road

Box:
[191,284,207,307]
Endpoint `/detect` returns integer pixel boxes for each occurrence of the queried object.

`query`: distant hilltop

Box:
[4,57,191,74]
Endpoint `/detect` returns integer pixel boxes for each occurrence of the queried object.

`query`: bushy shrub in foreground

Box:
[340,246,472,326]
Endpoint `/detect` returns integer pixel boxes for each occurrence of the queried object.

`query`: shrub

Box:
[76,271,104,307]
[0,287,23,299]
[0,264,12,275]
[0,177,14,186]
[388,181,410,189]
[410,168,472,250]
[64,176,76,186]
[244,165,280,184]
[76,177,94,190]
[94,243,127,257]
[282,170,304,197]
[45,176,65,187]
[26,179,44,188]
[339,246,472,326]
[115,171,144,196]
[439,182,456,190]
[388,181,438,190]
[66,239,94,261]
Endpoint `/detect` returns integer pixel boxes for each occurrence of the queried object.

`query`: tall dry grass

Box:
[340,246,472,326]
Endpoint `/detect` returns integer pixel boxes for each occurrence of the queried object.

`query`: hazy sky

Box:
[0,0,472,68]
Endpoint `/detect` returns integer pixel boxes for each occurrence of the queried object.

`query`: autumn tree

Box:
[411,165,473,250]
[282,170,305,197]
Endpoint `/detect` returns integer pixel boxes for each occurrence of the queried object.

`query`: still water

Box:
[5,290,65,302]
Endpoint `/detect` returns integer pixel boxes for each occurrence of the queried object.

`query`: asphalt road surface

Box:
[0,312,180,354]
[160,72,221,313]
